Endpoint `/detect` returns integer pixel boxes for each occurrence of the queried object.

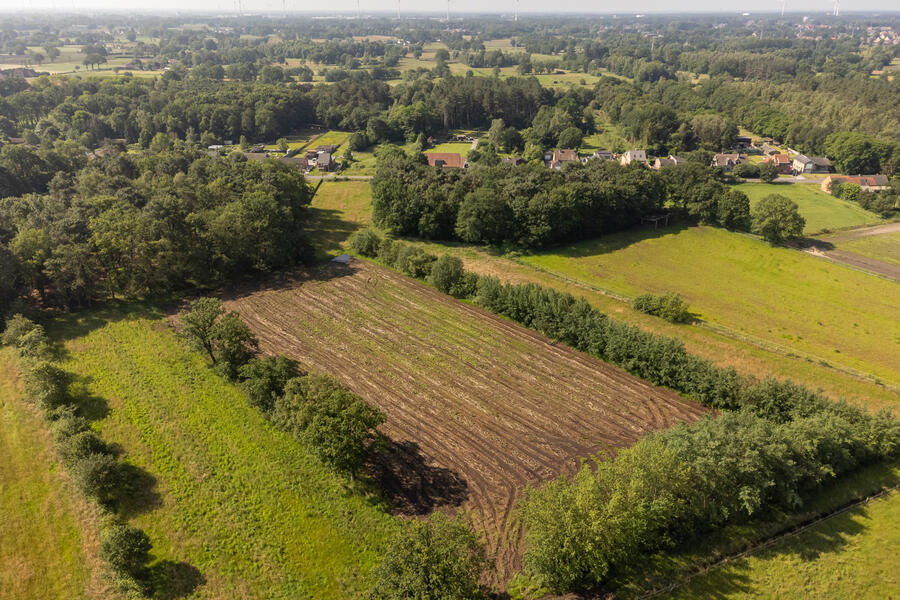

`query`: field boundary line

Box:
[507,258,900,393]
[637,485,900,599]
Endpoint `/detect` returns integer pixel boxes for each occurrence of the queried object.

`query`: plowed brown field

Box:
[223,259,707,581]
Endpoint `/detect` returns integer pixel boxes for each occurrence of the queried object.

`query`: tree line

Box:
[0,143,313,310]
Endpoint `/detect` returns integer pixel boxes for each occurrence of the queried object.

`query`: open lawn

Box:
[311,130,351,153]
[521,226,900,386]
[308,180,375,257]
[223,259,706,582]
[734,182,883,235]
[0,350,108,600]
[303,181,900,413]
[663,487,900,600]
[50,307,398,598]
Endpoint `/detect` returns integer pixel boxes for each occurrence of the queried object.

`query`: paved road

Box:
[306,175,373,181]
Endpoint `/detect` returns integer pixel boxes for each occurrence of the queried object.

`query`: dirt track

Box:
[223,259,707,582]
[803,222,900,279]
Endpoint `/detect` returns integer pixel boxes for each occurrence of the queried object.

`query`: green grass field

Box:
[663,488,900,600]
[521,226,900,385]
[49,307,398,598]
[833,231,900,268]
[426,142,475,158]
[308,180,376,257]
[735,182,882,234]
[0,350,103,600]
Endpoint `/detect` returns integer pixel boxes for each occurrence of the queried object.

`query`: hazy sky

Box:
[4,0,898,15]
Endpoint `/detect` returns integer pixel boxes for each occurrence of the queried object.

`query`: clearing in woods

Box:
[222,259,707,580]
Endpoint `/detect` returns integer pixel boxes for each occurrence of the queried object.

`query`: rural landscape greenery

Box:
[0,6,899,600]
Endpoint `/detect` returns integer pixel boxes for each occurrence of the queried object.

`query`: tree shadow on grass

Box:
[146,560,205,600]
[305,206,365,257]
[115,461,163,519]
[46,300,164,348]
[534,221,692,260]
[366,439,469,516]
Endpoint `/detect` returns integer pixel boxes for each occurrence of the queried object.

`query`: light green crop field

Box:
[521,226,900,385]
[426,142,474,158]
[308,181,900,412]
[0,351,102,600]
[311,130,351,153]
[49,308,397,599]
[834,231,900,268]
[734,182,882,234]
[663,488,900,600]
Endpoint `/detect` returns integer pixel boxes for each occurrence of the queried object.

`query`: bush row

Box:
[1,314,156,595]
[347,230,900,593]
[178,298,386,478]
[630,291,693,323]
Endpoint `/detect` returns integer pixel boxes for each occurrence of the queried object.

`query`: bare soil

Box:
[222,259,707,582]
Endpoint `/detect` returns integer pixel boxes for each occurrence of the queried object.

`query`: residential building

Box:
[317,152,335,172]
[620,150,647,166]
[792,155,834,174]
[550,149,579,170]
[711,153,749,171]
[651,155,686,170]
[820,175,890,193]
[764,153,793,174]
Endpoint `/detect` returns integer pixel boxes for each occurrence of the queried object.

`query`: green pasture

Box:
[50,308,398,599]
[734,182,883,234]
[521,226,900,385]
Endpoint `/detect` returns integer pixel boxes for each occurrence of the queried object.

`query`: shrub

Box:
[58,431,114,465]
[349,131,370,151]
[272,374,385,476]
[732,163,760,179]
[631,292,692,323]
[369,512,487,600]
[70,452,123,504]
[2,313,51,358]
[23,359,71,410]
[394,245,436,279]
[428,255,467,296]
[348,229,382,257]
[377,238,401,265]
[211,311,259,380]
[239,355,299,412]
[100,521,152,579]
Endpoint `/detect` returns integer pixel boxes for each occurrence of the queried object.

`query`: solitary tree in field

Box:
[751,194,805,243]
[179,297,224,363]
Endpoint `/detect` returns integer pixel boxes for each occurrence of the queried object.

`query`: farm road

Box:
[802,222,900,280]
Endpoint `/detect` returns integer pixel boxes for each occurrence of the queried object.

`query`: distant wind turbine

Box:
[780,0,786,17]
[833,0,839,16]
[357,0,361,19]
[515,0,519,22]
[397,0,401,19]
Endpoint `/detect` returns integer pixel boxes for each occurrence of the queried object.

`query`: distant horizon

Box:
[2,1,899,17]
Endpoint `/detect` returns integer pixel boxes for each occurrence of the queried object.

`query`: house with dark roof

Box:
[317,153,335,172]
[792,155,833,174]
[501,156,527,166]
[821,174,889,193]
[591,150,614,161]
[426,152,465,169]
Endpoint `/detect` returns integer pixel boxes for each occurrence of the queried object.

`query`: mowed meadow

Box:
[734,182,883,235]
[48,307,398,599]
[520,226,900,386]
[0,351,108,600]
